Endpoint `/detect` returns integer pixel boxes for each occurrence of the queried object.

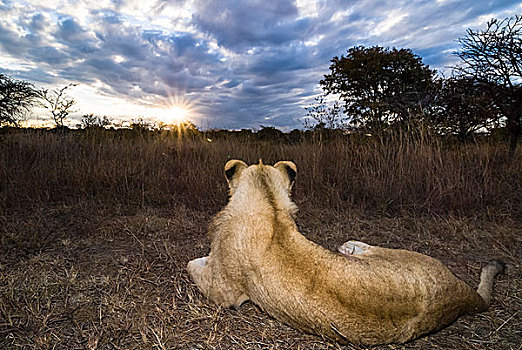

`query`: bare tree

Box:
[40,83,78,127]
[455,15,522,154]
[0,74,39,126]
[303,96,346,130]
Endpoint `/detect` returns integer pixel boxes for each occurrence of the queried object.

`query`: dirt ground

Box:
[1,200,520,349]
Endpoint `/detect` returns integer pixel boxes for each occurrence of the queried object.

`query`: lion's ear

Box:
[224,159,248,184]
[274,161,297,188]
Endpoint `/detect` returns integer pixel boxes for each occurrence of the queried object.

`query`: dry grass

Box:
[1,129,521,349]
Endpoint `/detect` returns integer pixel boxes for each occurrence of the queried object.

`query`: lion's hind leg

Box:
[189,256,209,268]
[187,256,212,294]
[338,240,374,257]
[187,256,249,308]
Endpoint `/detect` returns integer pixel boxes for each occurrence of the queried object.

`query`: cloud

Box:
[0,0,520,129]
[192,0,309,50]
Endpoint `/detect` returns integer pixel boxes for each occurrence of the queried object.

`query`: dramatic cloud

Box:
[193,0,306,49]
[0,0,520,129]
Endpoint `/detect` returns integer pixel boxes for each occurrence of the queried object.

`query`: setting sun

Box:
[153,93,197,127]
[158,105,188,125]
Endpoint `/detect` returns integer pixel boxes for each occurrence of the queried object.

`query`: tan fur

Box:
[187,160,502,346]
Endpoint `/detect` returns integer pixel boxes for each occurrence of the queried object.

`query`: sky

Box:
[1,0,521,130]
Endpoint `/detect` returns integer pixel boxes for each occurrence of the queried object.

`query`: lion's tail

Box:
[475,260,505,310]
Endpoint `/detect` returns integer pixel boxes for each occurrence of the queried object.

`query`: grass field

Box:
[1,129,521,349]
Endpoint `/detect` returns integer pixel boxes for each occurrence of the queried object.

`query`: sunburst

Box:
[155,93,196,127]
[157,105,188,125]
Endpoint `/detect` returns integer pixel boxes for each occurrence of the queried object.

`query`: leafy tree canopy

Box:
[320,46,436,132]
[0,74,40,126]
[432,77,499,141]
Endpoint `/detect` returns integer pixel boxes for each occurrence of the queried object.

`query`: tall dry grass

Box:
[1,129,520,218]
[1,128,521,349]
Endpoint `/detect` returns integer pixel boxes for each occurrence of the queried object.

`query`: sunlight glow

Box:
[153,93,197,128]
[157,105,188,125]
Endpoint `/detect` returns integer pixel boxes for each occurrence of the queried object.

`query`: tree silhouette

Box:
[79,114,111,129]
[433,77,498,141]
[455,15,522,154]
[40,83,78,128]
[303,96,345,130]
[257,126,284,141]
[0,74,39,126]
[320,46,436,133]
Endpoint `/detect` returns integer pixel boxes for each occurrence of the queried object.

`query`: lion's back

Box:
[320,247,484,343]
[248,242,483,344]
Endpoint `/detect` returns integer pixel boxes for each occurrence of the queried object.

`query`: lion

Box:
[187,159,504,345]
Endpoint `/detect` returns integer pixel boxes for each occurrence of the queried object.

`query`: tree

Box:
[455,15,522,154]
[320,46,437,133]
[0,74,40,126]
[303,95,346,130]
[432,77,499,141]
[40,83,78,127]
[79,114,111,129]
[257,126,284,141]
